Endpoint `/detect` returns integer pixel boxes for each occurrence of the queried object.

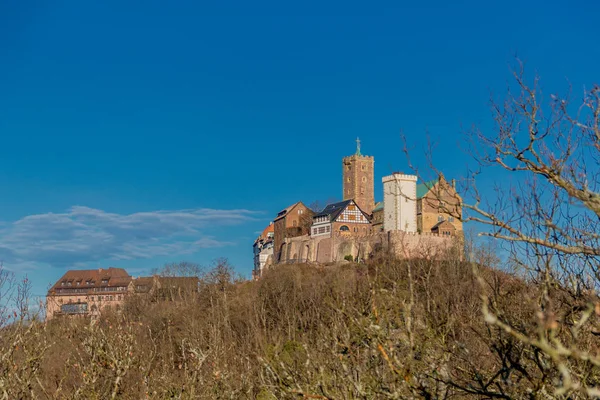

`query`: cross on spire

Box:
[355,137,362,156]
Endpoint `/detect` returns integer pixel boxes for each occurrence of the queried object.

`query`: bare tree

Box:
[432,61,600,397]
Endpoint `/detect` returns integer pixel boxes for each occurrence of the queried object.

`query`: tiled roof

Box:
[314,199,352,221]
[314,199,370,222]
[48,267,132,294]
[261,224,274,238]
[274,201,301,221]
[416,179,438,199]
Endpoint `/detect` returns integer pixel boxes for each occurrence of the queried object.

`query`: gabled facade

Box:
[273,202,313,262]
[416,175,462,234]
[311,199,371,238]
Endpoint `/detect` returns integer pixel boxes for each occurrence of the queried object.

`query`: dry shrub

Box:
[1,252,596,398]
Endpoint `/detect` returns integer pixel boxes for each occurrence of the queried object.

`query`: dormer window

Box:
[76,281,81,286]
[86,280,91,285]
[67,281,72,286]
[61,281,65,286]
[101,279,108,284]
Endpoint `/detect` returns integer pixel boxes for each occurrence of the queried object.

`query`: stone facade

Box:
[382,173,417,232]
[342,143,375,214]
[279,230,461,265]
[417,176,463,234]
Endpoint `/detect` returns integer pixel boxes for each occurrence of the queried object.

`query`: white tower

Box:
[382,173,417,232]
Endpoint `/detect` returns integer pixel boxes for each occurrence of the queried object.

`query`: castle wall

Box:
[277,229,460,266]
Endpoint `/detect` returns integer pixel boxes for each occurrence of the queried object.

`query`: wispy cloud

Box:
[0,206,258,268]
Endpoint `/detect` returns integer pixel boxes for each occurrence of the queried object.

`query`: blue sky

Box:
[0,0,598,299]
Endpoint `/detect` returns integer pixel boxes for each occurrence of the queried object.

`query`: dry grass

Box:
[1,254,598,399]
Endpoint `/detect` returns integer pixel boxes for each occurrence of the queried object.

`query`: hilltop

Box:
[2,254,579,399]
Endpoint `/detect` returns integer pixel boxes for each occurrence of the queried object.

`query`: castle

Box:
[252,140,463,278]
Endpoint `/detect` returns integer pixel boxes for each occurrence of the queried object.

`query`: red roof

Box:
[48,267,132,294]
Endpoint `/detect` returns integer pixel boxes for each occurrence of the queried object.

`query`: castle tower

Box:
[382,173,417,232]
[342,138,375,213]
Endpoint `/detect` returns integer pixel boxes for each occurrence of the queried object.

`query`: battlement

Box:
[342,155,375,162]
[382,173,417,182]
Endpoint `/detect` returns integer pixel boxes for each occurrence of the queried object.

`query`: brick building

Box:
[342,138,375,214]
[273,201,313,262]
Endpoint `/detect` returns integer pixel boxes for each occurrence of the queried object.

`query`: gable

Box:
[334,200,371,224]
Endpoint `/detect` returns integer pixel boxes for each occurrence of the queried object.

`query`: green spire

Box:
[355,137,362,156]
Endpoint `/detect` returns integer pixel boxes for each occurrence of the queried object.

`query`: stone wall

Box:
[277,230,461,265]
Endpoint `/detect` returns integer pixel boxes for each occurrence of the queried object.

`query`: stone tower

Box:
[342,138,375,213]
[382,173,417,232]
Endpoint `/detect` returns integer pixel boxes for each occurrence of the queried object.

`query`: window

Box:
[109,296,114,301]
[438,215,444,222]
[67,281,72,286]
[86,280,90,285]
[361,165,365,171]
[298,209,303,215]
[76,281,80,286]
[326,225,330,232]
[339,225,350,231]
[101,279,108,284]
[448,217,454,222]
[347,177,351,182]
[353,227,358,232]
[362,176,367,182]
[60,303,88,315]
[348,214,356,221]
[61,281,65,286]
[90,296,94,301]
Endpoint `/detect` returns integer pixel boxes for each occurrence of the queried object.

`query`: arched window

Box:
[339,225,350,231]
